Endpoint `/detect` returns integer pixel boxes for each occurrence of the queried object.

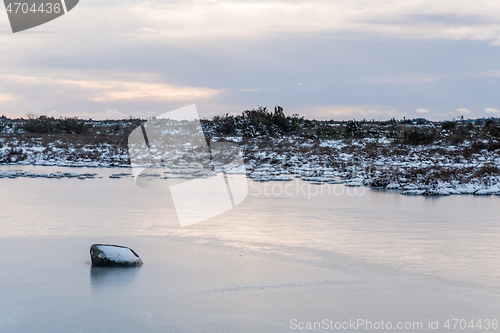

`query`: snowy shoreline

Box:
[2,113,500,196]
[1,152,500,196]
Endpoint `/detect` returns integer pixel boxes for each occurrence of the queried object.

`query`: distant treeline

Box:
[1,107,500,146]
[202,106,500,146]
[0,114,142,135]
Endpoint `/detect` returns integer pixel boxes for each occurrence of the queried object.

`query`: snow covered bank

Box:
[2,114,500,195]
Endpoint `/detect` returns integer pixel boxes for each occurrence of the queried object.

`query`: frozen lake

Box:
[0,165,499,332]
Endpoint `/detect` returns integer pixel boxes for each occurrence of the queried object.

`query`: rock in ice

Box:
[90,244,143,267]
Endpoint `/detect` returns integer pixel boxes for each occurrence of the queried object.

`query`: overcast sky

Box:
[1,0,500,120]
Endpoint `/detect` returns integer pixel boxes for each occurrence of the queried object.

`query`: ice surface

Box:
[0,167,500,332]
[1,237,500,333]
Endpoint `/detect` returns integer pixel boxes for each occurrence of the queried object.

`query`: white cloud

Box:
[485,108,500,113]
[115,0,500,44]
[88,81,219,102]
[0,94,16,103]
[457,107,471,114]
[415,108,429,114]
[1,75,220,102]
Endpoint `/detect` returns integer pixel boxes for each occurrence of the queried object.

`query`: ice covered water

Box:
[1,165,499,288]
[0,166,499,332]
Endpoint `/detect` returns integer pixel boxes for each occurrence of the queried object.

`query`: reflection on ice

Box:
[90,266,141,287]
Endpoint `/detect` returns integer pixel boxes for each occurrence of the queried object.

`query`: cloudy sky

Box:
[1,0,500,120]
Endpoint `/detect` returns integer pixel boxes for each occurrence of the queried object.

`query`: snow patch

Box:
[96,245,140,263]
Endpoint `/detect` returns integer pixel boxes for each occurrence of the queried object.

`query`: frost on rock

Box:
[90,244,143,267]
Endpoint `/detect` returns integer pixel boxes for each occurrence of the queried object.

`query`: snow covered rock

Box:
[302,177,335,182]
[421,188,451,196]
[90,244,143,267]
[455,184,479,194]
[475,187,500,195]
[268,176,292,181]
[402,190,425,195]
[252,177,270,182]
